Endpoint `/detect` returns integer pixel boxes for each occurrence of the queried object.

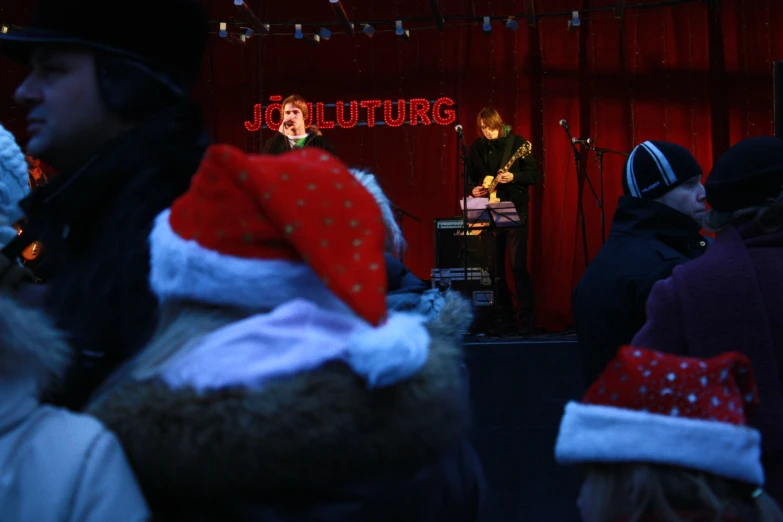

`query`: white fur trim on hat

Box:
[555,402,764,486]
[0,124,30,225]
[149,209,351,313]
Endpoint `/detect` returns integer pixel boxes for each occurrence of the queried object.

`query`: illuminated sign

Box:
[244,95,456,131]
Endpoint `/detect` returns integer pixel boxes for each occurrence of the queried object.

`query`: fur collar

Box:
[88,291,473,505]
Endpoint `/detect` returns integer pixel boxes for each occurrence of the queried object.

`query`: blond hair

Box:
[582,463,783,522]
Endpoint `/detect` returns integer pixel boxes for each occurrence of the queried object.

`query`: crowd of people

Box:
[0,0,780,521]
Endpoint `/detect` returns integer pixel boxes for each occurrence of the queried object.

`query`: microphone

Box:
[455,124,464,136]
[558,119,570,131]
[571,137,594,145]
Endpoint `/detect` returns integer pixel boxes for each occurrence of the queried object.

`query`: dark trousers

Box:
[495,221,535,329]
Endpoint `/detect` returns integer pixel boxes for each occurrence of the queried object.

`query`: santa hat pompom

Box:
[346,312,430,388]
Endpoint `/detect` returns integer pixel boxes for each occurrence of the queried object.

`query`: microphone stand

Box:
[561,125,593,267]
[457,129,470,282]
[391,204,421,264]
[584,144,630,246]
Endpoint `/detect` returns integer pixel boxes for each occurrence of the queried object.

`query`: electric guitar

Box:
[482,141,532,203]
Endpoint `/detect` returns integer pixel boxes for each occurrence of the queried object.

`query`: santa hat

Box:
[555,346,764,486]
[348,169,406,259]
[149,144,430,387]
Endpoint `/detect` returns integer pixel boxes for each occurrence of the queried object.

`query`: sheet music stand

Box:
[457,198,522,324]
[459,197,492,232]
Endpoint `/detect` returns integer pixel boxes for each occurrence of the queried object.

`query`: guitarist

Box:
[466,107,541,334]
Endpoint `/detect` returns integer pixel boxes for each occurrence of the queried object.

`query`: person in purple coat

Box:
[632,136,783,507]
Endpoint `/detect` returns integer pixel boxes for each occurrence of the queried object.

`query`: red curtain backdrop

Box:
[1,0,782,331]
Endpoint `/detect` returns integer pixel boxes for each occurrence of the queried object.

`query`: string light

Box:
[335,101,360,128]
[439,22,447,187]
[630,13,639,145]
[488,3,495,103]
[482,16,492,32]
[305,103,314,126]
[245,104,263,131]
[589,3,599,148]
[740,0,751,137]
[662,7,670,141]
[265,97,283,128]
[316,102,336,128]
[383,100,406,127]
[431,97,456,125]
[359,100,382,126]
[242,96,455,134]
[409,98,432,125]
[765,0,773,134]
[687,2,697,156]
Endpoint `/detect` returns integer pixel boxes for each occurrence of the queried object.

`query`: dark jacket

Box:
[18,102,208,410]
[386,253,427,294]
[465,133,540,213]
[88,291,486,522]
[573,196,708,385]
[632,222,783,506]
[262,129,336,156]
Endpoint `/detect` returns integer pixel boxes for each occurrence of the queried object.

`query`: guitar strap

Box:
[499,134,516,170]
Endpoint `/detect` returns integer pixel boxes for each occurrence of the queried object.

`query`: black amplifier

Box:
[434,217,498,273]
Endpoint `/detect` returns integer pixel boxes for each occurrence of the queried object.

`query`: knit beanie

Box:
[706,136,783,213]
[622,141,702,199]
[0,125,30,247]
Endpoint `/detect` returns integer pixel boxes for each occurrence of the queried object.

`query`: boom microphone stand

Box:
[391,204,421,264]
[584,143,630,245]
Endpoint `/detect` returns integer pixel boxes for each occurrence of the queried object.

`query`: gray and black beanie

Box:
[622,141,702,199]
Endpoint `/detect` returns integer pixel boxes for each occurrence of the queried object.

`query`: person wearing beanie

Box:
[87,146,485,522]
[555,346,783,522]
[573,140,709,385]
[633,136,783,505]
[0,0,211,409]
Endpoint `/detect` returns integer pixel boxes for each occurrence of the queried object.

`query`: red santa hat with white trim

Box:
[555,346,764,486]
[148,144,429,387]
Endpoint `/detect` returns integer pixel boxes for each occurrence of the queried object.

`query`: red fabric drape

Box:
[1,0,782,332]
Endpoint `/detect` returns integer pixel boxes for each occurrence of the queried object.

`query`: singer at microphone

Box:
[463,106,542,334]
[263,94,337,156]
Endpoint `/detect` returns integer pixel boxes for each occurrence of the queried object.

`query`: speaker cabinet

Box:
[434,217,498,273]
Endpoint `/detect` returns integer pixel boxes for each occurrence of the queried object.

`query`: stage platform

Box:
[464,332,584,522]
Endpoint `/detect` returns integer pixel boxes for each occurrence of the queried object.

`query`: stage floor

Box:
[463,332,584,522]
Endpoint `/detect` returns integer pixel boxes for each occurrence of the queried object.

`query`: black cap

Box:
[0,0,209,94]
[706,136,783,213]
